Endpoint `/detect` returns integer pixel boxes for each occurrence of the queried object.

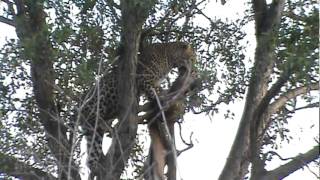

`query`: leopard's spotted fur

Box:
[79,42,196,174]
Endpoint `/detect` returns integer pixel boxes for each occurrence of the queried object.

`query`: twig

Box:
[177,122,194,156]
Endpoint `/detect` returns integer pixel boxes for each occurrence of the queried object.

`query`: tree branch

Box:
[252,0,267,32]
[253,69,292,124]
[177,122,194,156]
[0,0,16,26]
[252,84,319,173]
[253,0,285,34]
[0,152,57,180]
[0,16,15,26]
[255,83,318,162]
[268,83,318,115]
[283,11,306,22]
[292,102,319,112]
[264,145,319,179]
[266,0,286,30]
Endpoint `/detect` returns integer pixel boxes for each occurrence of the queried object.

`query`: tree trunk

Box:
[218,1,285,179]
[97,1,155,179]
[14,1,80,179]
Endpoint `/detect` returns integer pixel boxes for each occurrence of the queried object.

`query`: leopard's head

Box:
[169,42,197,68]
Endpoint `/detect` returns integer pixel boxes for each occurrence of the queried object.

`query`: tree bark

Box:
[219,0,285,179]
[253,146,319,180]
[97,1,155,179]
[13,1,80,179]
[267,83,318,115]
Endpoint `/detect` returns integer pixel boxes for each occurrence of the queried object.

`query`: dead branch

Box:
[177,122,194,156]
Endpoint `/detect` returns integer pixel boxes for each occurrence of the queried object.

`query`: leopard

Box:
[78,42,197,176]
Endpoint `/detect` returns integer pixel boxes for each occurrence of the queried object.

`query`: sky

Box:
[0,0,319,180]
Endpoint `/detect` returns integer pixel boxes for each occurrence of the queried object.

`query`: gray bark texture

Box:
[219,0,286,179]
[95,1,156,179]
[219,0,318,179]
[255,146,319,180]
[13,1,81,179]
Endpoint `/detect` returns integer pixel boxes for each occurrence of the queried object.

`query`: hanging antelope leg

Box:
[145,100,186,180]
[143,64,199,180]
[146,122,167,180]
[164,120,176,180]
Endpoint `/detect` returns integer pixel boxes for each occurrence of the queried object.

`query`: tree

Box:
[0,0,318,180]
[219,0,319,179]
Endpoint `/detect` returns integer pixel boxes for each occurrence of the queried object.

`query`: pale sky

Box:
[0,0,318,180]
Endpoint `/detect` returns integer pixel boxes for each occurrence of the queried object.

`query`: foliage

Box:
[0,0,318,179]
[263,0,319,157]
